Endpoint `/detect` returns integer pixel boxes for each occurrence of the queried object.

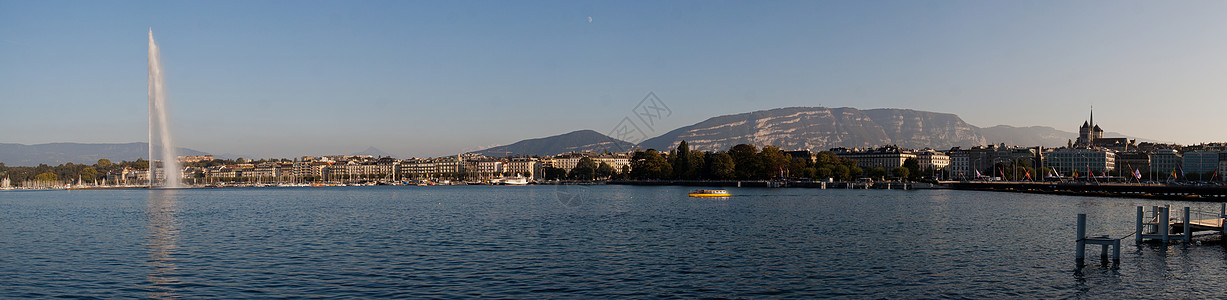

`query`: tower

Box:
[1090,106,1103,140]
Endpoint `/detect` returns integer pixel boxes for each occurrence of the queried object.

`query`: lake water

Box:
[2,185,1225,298]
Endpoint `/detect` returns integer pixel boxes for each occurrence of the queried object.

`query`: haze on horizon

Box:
[3,1,1226,159]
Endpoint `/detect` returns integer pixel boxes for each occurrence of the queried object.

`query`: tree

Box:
[728,144,759,179]
[34,172,58,183]
[708,152,735,179]
[596,162,616,179]
[869,167,888,180]
[788,157,810,179]
[849,166,863,179]
[80,167,99,183]
[685,150,706,179]
[815,167,833,180]
[95,159,113,170]
[630,149,672,179]
[903,158,920,180]
[892,167,910,180]
[672,141,690,179]
[758,146,788,179]
[815,152,838,167]
[833,165,850,181]
[543,167,567,180]
[569,157,599,180]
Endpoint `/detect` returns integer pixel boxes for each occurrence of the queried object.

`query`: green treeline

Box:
[626,141,863,180]
[533,141,871,181]
[0,159,147,187]
[618,141,872,181]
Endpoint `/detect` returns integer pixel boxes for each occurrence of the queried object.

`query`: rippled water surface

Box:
[2,185,1226,298]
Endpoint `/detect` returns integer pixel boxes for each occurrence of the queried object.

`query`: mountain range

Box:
[638,107,984,152]
[482,107,1154,156]
[0,143,208,167]
[473,130,636,156]
[2,107,1157,166]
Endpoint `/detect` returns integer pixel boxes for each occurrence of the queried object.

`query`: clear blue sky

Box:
[3,1,1227,158]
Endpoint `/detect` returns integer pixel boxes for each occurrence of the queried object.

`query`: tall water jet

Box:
[148,29,183,188]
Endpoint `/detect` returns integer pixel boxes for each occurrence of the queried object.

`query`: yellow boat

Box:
[688,189,731,197]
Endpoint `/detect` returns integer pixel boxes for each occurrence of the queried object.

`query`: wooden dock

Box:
[1173,218,1224,233]
[945,181,1227,201]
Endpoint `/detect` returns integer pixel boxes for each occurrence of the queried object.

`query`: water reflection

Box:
[146,189,180,299]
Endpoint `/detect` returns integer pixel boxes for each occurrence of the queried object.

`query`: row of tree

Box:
[532,141,933,181]
[619,141,872,181]
[0,159,150,187]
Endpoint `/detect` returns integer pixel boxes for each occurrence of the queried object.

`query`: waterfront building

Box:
[399,156,464,179]
[915,149,950,171]
[945,146,1004,179]
[1218,158,1227,182]
[106,168,146,185]
[1182,150,1220,175]
[549,152,631,173]
[246,163,279,181]
[326,160,390,181]
[464,158,505,180]
[503,158,539,178]
[948,149,969,179]
[1149,149,1182,177]
[832,146,917,170]
[1183,143,1227,152]
[177,155,214,164]
[1045,148,1115,175]
[1114,152,1150,178]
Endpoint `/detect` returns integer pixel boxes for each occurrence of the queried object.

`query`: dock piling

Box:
[1135,206,1143,244]
[1161,206,1170,244]
[1076,214,1086,261]
[1184,207,1191,244]
[1076,213,1121,265]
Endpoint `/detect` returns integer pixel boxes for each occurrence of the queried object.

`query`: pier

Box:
[1076,203,1226,267]
[946,181,1227,201]
[1135,204,1227,244]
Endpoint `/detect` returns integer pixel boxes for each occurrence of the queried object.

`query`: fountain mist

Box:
[148,29,182,188]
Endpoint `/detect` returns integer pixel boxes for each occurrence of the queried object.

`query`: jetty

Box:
[945,181,1227,201]
[1076,203,1227,267]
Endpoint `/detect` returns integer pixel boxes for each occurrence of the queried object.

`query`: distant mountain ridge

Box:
[477,107,1163,156]
[981,125,1165,148]
[474,130,635,156]
[5,109,1163,165]
[638,107,986,152]
[979,125,1072,147]
[351,146,392,157]
[0,142,209,167]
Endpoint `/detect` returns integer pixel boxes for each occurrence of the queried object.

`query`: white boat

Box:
[688,189,731,198]
[502,177,529,185]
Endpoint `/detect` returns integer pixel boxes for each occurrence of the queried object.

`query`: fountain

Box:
[148,29,183,188]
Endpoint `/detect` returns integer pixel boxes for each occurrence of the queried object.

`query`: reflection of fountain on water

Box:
[145,189,181,298]
[148,29,182,188]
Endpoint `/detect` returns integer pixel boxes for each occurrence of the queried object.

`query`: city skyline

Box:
[4,1,1227,158]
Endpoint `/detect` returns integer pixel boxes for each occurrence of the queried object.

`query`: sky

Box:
[3,0,1227,159]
